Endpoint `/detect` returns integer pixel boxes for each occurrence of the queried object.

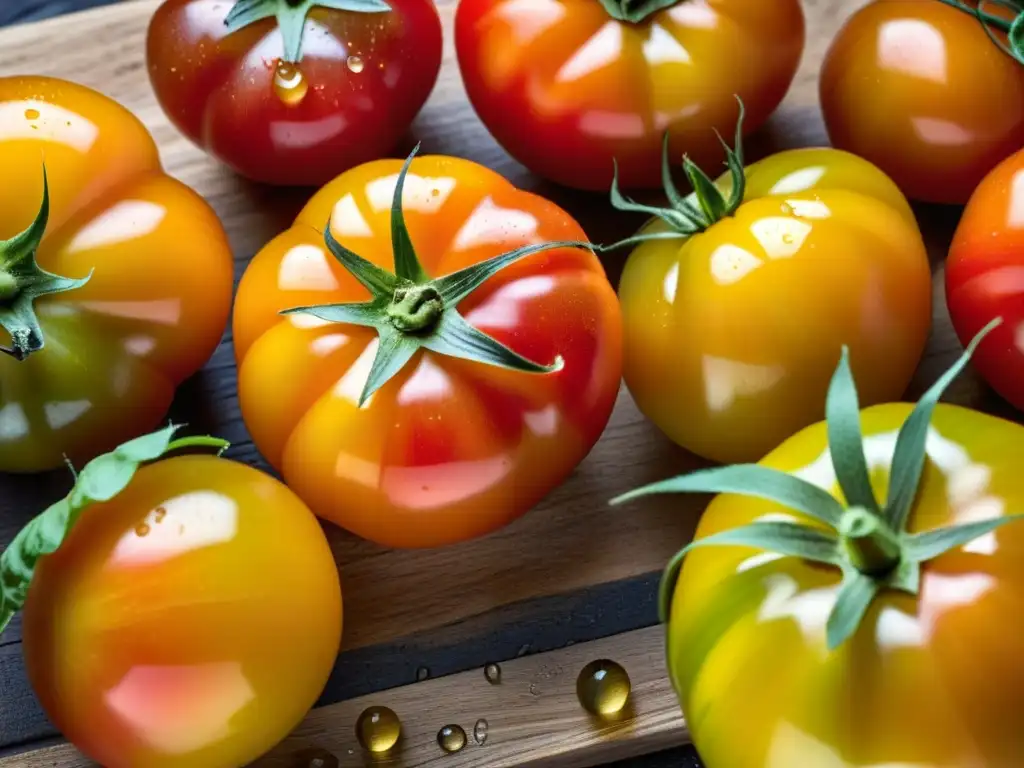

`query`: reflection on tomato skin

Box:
[22,457,343,768]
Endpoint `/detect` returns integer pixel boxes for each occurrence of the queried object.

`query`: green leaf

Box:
[596,0,681,23]
[432,240,594,306]
[323,218,398,297]
[1010,11,1024,64]
[1,167,50,270]
[884,317,1002,532]
[223,0,277,32]
[903,514,1024,562]
[683,157,728,224]
[280,298,386,328]
[658,548,687,624]
[422,309,562,375]
[659,132,689,211]
[720,96,747,213]
[611,464,846,528]
[677,521,843,564]
[825,347,879,514]
[610,161,702,233]
[596,229,688,254]
[390,144,429,283]
[357,327,421,406]
[826,571,879,649]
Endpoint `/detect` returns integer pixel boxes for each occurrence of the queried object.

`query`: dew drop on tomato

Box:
[273,61,308,106]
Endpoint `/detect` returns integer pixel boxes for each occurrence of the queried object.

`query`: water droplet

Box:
[134,523,151,537]
[355,706,401,753]
[24,108,39,120]
[273,61,308,106]
[577,660,631,717]
[347,54,365,73]
[516,644,530,657]
[430,188,440,197]
[779,202,793,215]
[291,747,338,768]
[473,718,488,745]
[781,233,794,244]
[437,724,466,753]
[484,663,501,684]
[416,666,430,682]
[154,507,167,523]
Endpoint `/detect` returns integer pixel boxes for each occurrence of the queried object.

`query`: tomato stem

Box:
[596,0,680,24]
[932,0,1024,64]
[934,0,1013,31]
[387,284,444,333]
[167,436,232,456]
[839,507,901,575]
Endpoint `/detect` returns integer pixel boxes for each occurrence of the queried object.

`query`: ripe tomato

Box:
[233,149,622,548]
[11,428,343,768]
[616,114,932,465]
[616,325,1024,767]
[454,0,804,191]
[147,0,443,186]
[820,0,1024,204]
[946,146,1024,412]
[0,76,233,473]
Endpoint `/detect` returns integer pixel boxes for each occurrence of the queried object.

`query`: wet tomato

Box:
[454,0,805,191]
[613,111,933,464]
[7,428,343,768]
[616,324,1024,768]
[946,146,1024,412]
[0,76,233,473]
[147,0,443,186]
[233,149,623,548]
[820,0,1024,204]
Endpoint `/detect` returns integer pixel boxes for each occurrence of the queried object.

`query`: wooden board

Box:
[0,0,1014,765]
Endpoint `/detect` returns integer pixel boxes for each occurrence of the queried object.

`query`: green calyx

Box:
[935,0,1024,65]
[282,144,586,407]
[224,0,391,63]
[0,426,229,636]
[612,317,1023,651]
[596,0,679,24]
[0,168,92,361]
[602,99,747,253]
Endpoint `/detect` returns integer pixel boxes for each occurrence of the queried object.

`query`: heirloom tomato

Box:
[615,321,1024,768]
[147,0,443,186]
[614,109,933,464]
[234,148,623,548]
[946,147,1024,412]
[0,76,233,474]
[454,0,805,191]
[820,0,1024,204]
[5,427,343,768]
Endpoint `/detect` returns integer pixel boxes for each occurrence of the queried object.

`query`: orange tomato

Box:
[618,141,933,464]
[0,76,233,472]
[820,0,1024,204]
[233,154,622,548]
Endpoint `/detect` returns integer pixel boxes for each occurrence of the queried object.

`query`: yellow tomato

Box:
[617,141,932,464]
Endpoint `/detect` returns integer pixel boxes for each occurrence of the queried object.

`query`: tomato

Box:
[0,76,233,474]
[454,0,805,191]
[820,0,1024,205]
[946,147,1024,413]
[615,323,1024,767]
[147,0,443,187]
[8,428,343,768]
[233,149,622,548]
[615,112,933,465]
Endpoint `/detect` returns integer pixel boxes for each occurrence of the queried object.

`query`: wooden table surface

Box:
[0,0,1010,766]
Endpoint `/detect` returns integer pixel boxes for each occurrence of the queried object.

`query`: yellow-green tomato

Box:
[618,148,932,463]
[22,455,343,768]
[668,403,1024,767]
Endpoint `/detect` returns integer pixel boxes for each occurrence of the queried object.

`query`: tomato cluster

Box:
[2,0,1023,766]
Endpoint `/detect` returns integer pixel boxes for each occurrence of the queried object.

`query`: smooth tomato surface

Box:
[669,403,1024,767]
[0,76,233,473]
[946,147,1024,412]
[454,0,804,191]
[23,456,343,768]
[619,148,932,464]
[820,0,1024,204]
[234,155,623,548]
[147,0,443,186]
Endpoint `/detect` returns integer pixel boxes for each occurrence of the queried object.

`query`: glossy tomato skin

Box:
[820,0,1024,204]
[0,76,233,473]
[147,0,443,186]
[22,456,343,768]
[946,147,1024,412]
[233,156,623,548]
[454,0,805,191]
[619,148,932,464]
[668,403,1024,767]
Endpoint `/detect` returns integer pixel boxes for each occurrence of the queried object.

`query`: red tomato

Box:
[454,0,805,191]
[233,152,623,548]
[146,0,443,186]
[946,146,1024,412]
[820,0,1024,204]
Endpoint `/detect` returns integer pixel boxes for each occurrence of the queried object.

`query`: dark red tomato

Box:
[454,0,805,191]
[946,146,1024,412]
[146,0,443,186]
